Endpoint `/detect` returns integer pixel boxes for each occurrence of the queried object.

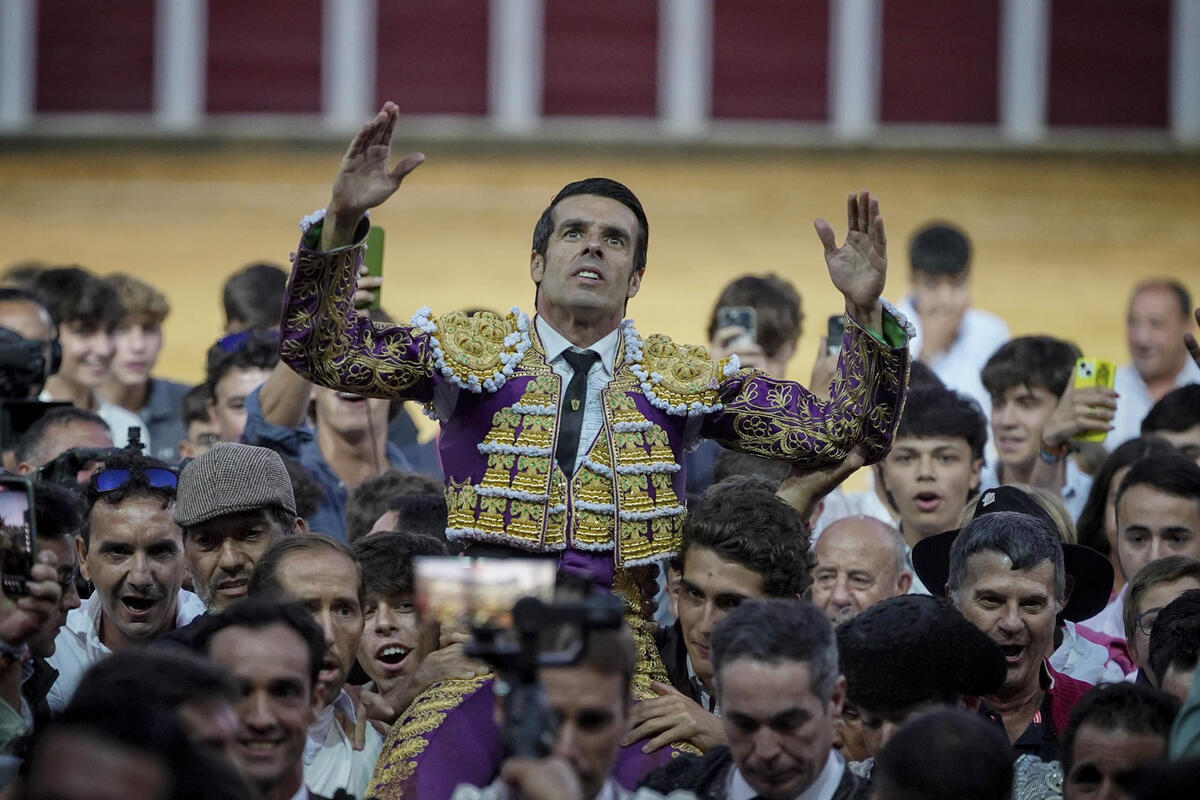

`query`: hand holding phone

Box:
[1070,358,1118,444]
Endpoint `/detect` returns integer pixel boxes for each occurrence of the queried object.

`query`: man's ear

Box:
[75,535,89,581]
[530,251,544,284]
[829,674,846,717]
[1062,573,1075,611]
[897,571,913,595]
[309,683,327,723]
[626,268,644,300]
[292,517,308,535]
[969,457,984,492]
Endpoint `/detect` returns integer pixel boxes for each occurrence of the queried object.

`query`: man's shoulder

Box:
[639,745,732,796]
[417,307,531,393]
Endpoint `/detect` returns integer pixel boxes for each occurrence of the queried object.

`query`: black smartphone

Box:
[826,315,845,356]
[716,306,757,349]
[363,226,386,311]
[0,476,36,596]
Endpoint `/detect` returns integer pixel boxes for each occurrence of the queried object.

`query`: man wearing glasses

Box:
[46,451,204,711]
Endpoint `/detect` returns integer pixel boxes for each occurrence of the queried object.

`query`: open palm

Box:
[813,191,887,311]
[329,101,425,219]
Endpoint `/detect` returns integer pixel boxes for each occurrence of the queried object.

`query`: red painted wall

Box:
[542,0,658,117]
[206,0,322,113]
[376,0,488,115]
[36,0,155,112]
[881,0,999,124]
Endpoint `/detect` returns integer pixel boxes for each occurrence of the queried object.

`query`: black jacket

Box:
[639,746,868,800]
[655,619,701,704]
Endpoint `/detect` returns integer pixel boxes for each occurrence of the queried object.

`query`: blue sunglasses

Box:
[93,467,178,493]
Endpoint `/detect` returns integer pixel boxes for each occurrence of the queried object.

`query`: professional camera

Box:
[0,326,65,454]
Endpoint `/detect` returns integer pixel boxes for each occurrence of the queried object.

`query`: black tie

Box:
[556,349,599,477]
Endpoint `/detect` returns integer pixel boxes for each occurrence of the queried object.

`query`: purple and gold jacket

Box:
[279,223,911,567]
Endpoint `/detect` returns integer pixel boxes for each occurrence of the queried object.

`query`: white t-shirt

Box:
[1109,359,1200,449]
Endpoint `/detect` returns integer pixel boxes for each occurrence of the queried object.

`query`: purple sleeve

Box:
[702,310,910,468]
[278,224,439,404]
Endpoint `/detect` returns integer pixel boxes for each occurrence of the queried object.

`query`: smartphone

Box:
[413,556,557,631]
[1071,357,1116,443]
[716,306,757,349]
[826,315,845,356]
[362,226,385,311]
[0,476,36,597]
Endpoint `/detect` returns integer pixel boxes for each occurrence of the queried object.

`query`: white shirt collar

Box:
[304,688,357,765]
[67,589,204,651]
[535,316,621,377]
[728,749,844,800]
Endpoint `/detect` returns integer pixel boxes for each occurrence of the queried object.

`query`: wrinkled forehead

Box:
[551,194,641,238]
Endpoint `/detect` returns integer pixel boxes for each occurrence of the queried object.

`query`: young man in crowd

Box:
[636,478,812,754]
[896,222,1009,418]
[100,274,192,462]
[641,598,867,800]
[1121,556,1200,683]
[48,450,205,710]
[1111,279,1200,448]
[980,335,1117,519]
[222,262,290,335]
[1147,589,1200,701]
[876,384,986,554]
[30,267,144,447]
[206,330,278,444]
[196,599,331,800]
[344,468,444,544]
[176,383,220,461]
[811,516,912,625]
[1060,682,1179,800]
[946,511,1092,760]
[1141,384,1200,463]
[15,406,113,484]
[247,534,382,799]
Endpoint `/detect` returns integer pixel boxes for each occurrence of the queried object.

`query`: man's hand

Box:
[498,756,583,800]
[321,101,425,251]
[0,551,61,649]
[814,191,886,334]
[1041,382,1119,451]
[622,681,726,754]
[776,446,868,524]
[1185,306,1200,371]
[710,326,767,372]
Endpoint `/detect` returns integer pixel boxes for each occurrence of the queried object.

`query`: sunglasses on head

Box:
[215,329,279,355]
[93,467,178,493]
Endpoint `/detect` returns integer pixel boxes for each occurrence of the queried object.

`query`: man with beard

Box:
[47,450,204,711]
[247,534,381,799]
[158,443,303,649]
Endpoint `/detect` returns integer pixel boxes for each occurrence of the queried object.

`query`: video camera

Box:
[414,557,625,758]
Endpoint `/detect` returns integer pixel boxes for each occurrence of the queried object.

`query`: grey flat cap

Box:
[174,442,297,527]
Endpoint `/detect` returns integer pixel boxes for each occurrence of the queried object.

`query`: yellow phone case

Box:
[1071,357,1116,443]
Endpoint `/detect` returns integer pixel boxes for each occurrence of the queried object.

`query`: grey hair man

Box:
[947,511,1093,763]
[811,516,911,625]
[641,598,867,800]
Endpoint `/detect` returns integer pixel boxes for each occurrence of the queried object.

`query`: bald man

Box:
[811,516,913,625]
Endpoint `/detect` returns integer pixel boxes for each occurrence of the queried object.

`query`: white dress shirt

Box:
[1109,359,1200,449]
[47,588,205,711]
[1050,620,1127,685]
[896,297,1010,423]
[535,316,622,475]
[303,687,384,800]
[727,749,845,800]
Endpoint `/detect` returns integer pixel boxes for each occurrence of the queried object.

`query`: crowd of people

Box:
[0,102,1197,800]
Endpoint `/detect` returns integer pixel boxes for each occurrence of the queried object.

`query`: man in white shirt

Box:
[247,534,382,800]
[640,599,867,800]
[1110,279,1200,449]
[896,222,1009,420]
[48,450,204,711]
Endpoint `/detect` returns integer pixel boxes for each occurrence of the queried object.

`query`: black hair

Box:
[0,286,56,327]
[1115,453,1200,519]
[1148,588,1200,686]
[16,406,111,465]
[981,335,1082,400]
[1061,682,1179,778]
[531,177,649,274]
[193,598,326,690]
[278,457,325,523]
[1076,437,1179,557]
[1132,278,1192,320]
[704,274,803,359]
[352,530,447,599]
[32,479,83,542]
[222,262,289,331]
[948,511,1066,603]
[909,223,972,276]
[895,385,989,461]
[385,492,451,548]
[247,533,362,602]
[345,468,445,544]
[710,450,791,489]
[874,709,1015,800]
[205,331,280,394]
[30,266,124,331]
[179,383,213,427]
[907,360,946,391]
[1143,385,1200,435]
[80,450,176,546]
[710,598,838,698]
[678,476,813,597]
[70,646,237,713]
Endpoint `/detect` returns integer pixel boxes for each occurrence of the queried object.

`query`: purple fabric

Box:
[559,548,616,588]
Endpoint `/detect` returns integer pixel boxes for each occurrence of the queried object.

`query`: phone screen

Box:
[0,478,35,596]
[826,315,845,356]
[716,306,757,348]
[413,556,557,631]
[363,226,386,311]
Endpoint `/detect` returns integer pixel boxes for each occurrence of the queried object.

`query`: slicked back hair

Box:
[531,178,649,275]
[678,476,814,597]
[711,598,838,699]
[948,511,1066,605]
